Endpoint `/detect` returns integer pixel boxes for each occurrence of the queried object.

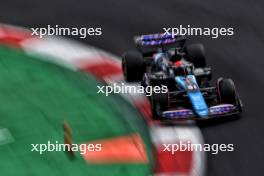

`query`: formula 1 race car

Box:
[122,33,243,119]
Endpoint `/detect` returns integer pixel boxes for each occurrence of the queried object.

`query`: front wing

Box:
[162,104,242,120]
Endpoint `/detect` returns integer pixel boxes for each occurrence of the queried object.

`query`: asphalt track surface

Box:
[1,0,264,175]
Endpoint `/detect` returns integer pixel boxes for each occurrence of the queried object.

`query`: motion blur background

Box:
[1,0,264,175]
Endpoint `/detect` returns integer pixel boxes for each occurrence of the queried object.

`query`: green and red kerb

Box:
[0,24,205,176]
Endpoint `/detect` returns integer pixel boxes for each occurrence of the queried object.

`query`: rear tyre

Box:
[122,51,144,82]
[185,44,206,68]
[217,78,237,104]
[151,91,169,119]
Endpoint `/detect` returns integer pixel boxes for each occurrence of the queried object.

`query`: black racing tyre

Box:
[218,78,237,104]
[151,91,169,119]
[185,44,206,68]
[122,51,144,82]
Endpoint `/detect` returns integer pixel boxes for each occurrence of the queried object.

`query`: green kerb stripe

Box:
[0,45,153,176]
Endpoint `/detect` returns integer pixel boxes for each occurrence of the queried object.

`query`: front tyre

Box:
[151,91,169,119]
[217,78,237,104]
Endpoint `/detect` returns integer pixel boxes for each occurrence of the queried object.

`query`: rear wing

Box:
[134,33,186,55]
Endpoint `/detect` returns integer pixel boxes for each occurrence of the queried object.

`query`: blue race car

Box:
[122,33,243,119]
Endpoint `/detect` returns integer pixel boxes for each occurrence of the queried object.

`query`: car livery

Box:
[122,33,243,120]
